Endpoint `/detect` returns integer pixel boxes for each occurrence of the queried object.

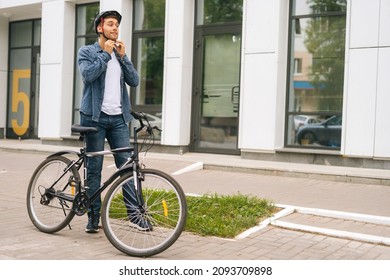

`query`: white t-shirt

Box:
[102,52,122,115]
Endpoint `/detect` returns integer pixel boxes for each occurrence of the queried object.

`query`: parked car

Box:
[295,115,342,147]
[293,115,320,131]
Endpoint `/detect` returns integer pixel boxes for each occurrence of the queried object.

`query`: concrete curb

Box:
[272,220,390,246]
[236,204,390,246]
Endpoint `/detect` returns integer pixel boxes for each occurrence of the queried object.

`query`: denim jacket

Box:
[77,42,139,123]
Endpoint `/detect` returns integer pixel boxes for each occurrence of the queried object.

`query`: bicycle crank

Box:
[72,192,89,216]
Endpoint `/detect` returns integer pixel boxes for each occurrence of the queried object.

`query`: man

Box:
[77,10,142,233]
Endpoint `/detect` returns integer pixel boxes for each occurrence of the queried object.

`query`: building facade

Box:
[1,0,390,168]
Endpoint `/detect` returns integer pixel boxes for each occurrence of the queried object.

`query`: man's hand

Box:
[104,40,116,54]
[114,39,126,58]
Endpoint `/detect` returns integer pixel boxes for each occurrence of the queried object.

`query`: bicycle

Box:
[26,111,187,257]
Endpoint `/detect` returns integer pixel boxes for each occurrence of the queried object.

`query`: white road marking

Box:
[172,162,204,175]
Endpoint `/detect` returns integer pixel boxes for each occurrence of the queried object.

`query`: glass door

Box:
[7,20,41,139]
[192,27,241,154]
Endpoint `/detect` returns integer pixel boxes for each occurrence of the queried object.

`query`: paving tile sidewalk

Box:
[1,140,390,260]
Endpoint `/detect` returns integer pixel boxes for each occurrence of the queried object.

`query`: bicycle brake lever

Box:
[131,111,142,120]
[137,126,150,137]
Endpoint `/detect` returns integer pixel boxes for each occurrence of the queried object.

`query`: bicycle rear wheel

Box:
[101,169,187,257]
[26,155,80,233]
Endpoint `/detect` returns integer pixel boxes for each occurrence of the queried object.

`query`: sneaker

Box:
[85,213,100,233]
[129,217,153,231]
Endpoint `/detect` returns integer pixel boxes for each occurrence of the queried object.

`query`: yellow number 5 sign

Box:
[11,69,31,136]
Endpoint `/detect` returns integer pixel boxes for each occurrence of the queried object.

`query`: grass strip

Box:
[185,193,276,238]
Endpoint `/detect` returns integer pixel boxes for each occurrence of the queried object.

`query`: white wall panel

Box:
[39,0,63,138]
[374,47,390,157]
[243,0,276,54]
[166,2,181,58]
[1,0,41,9]
[379,0,390,46]
[274,0,289,148]
[349,0,380,48]
[161,0,194,145]
[38,64,62,137]
[39,0,75,138]
[239,0,287,151]
[0,17,8,130]
[239,53,277,150]
[162,58,182,142]
[344,48,377,156]
[59,1,75,136]
[40,2,64,64]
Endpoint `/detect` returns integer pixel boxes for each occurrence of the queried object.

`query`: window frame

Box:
[284,1,347,150]
[72,2,99,127]
[130,1,166,120]
[6,19,41,139]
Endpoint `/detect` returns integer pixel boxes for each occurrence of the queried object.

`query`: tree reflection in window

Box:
[286,0,346,148]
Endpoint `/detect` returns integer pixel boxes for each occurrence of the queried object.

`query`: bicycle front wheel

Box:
[26,155,80,233]
[101,169,187,257]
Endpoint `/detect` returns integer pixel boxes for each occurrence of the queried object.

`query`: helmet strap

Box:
[99,18,110,41]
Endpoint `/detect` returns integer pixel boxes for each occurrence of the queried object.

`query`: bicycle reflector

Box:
[162,199,168,217]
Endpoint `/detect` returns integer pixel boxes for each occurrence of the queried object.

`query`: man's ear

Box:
[96,24,103,34]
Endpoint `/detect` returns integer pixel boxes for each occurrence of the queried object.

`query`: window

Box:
[73,2,99,125]
[294,58,302,74]
[286,0,346,149]
[196,0,242,25]
[131,0,166,138]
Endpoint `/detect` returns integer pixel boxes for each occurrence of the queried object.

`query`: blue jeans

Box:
[80,112,137,216]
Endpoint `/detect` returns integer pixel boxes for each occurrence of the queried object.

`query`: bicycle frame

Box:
[47,123,145,215]
[27,112,187,257]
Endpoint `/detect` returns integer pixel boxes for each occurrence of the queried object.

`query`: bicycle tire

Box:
[26,155,80,233]
[101,168,187,257]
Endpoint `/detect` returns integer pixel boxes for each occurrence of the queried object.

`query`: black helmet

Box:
[94,10,122,34]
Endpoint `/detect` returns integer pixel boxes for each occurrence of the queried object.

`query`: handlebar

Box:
[130,111,144,121]
[131,111,162,135]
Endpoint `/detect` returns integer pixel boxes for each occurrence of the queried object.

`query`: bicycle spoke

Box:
[27,156,79,233]
[102,169,187,257]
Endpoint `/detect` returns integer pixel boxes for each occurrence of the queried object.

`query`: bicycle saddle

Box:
[71,125,98,134]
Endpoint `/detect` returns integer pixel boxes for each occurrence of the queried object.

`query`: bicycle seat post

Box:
[79,132,87,154]
[79,132,88,190]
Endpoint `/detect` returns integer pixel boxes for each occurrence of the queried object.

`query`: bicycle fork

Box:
[132,162,145,209]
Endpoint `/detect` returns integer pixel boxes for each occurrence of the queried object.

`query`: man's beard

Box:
[104,31,117,41]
